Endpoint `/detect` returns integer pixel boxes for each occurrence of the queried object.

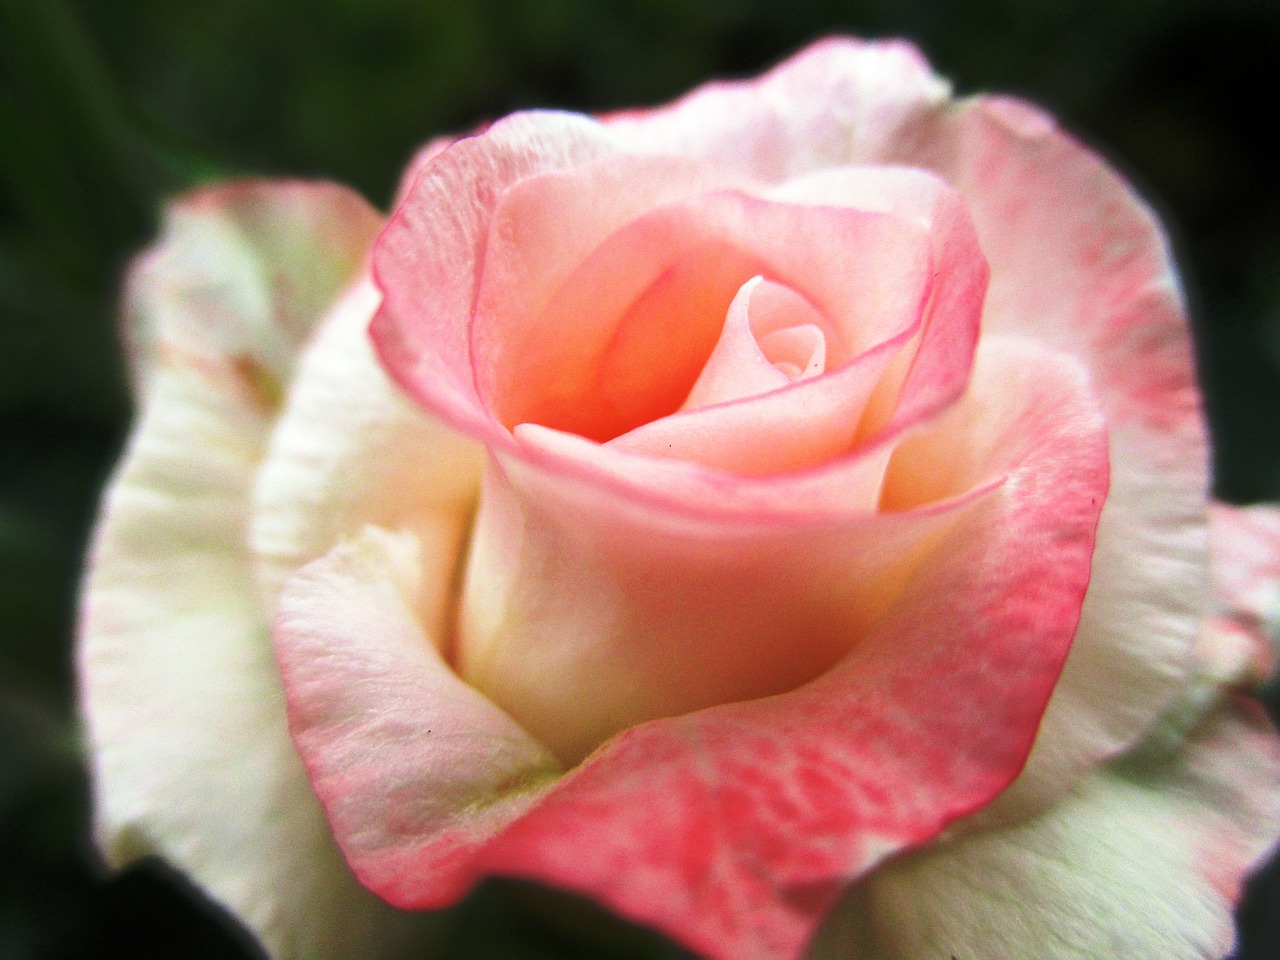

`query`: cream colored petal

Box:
[251,278,483,612]
[79,181,434,958]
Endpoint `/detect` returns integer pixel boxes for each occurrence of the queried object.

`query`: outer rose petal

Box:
[602,37,950,181]
[1143,503,1280,752]
[280,337,1108,960]
[1211,503,1280,627]
[814,701,1280,960]
[122,181,380,401]
[892,95,1210,818]
[78,182,432,959]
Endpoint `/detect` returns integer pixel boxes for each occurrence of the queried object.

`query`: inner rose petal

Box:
[460,337,1107,765]
[681,276,831,411]
[759,325,826,380]
[483,189,931,445]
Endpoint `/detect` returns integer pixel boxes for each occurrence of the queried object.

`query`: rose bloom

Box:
[79,37,1280,960]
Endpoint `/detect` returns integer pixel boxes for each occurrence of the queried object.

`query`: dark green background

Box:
[2,1,1278,957]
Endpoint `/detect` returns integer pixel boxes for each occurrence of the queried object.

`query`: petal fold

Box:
[274,526,562,907]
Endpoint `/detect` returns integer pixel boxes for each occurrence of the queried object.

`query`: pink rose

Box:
[79,38,1280,960]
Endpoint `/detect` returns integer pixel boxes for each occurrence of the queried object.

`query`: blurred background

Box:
[2,0,1278,956]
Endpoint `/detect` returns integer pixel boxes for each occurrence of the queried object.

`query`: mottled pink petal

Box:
[450,337,1108,960]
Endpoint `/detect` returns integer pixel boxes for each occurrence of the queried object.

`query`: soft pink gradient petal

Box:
[492,187,935,445]
[603,37,950,182]
[471,154,739,430]
[79,182,431,959]
[818,700,1280,960]
[371,111,626,438]
[603,172,986,484]
[274,526,561,907]
[769,166,988,438]
[888,95,1211,819]
[391,134,460,207]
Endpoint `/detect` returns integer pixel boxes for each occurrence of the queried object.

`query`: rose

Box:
[78,37,1280,960]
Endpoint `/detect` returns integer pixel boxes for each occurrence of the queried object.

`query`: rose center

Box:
[760,325,826,380]
[680,275,832,410]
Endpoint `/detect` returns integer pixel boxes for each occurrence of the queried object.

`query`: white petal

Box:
[79,182,433,958]
[251,278,483,610]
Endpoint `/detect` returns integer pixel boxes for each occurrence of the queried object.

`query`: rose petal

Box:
[124,180,380,402]
[604,171,985,486]
[480,330,1105,759]
[250,278,483,609]
[1210,501,1280,639]
[470,153,741,432]
[1136,504,1280,752]
[818,700,1280,960]
[461,437,980,764]
[890,95,1210,819]
[274,526,562,907]
[451,336,1108,960]
[79,183,430,958]
[679,277,811,410]
[372,110,626,440]
[493,186,933,445]
[603,37,950,182]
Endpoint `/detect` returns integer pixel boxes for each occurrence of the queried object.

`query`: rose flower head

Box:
[78,36,1280,960]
